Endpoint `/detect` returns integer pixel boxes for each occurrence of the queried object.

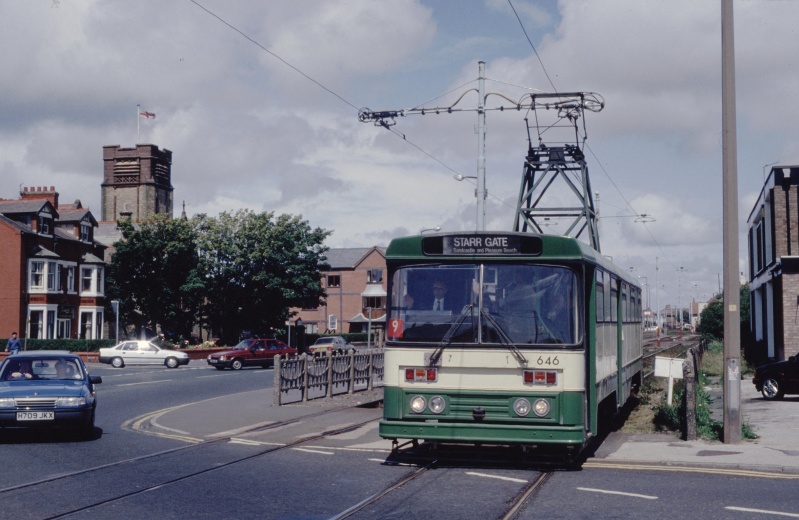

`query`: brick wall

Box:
[0,223,24,336]
[781,273,799,359]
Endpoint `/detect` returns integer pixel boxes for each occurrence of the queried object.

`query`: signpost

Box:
[654,356,685,405]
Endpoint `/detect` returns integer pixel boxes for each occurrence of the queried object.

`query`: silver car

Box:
[307,336,353,354]
[98,340,190,369]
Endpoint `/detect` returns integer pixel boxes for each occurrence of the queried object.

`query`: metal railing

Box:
[273,349,384,405]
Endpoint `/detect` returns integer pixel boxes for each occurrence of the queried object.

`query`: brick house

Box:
[0,186,106,341]
[748,165,799,361]
[293,247,387,341]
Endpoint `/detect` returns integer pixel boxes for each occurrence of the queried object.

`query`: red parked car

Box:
[206,338,296,370]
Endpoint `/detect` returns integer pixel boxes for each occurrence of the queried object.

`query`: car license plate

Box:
[209,359,218,364]
[17,411,54,421]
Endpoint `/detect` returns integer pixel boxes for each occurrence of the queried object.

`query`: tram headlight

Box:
[410,395,427,414]
[513,398,531,417]
[533,398,550,417]
[428,396,446,414]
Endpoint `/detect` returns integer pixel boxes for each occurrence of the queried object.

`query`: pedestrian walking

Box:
[5,332,21,355]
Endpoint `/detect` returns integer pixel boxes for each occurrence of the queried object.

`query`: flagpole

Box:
[136,104,140,144]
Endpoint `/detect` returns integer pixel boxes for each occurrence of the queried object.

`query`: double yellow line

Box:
[122,405,204,444]
[583,461,799,479]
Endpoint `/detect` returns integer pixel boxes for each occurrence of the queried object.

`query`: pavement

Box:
[147,373,799,474]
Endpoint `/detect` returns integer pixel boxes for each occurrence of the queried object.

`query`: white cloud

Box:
[3,0,799,305]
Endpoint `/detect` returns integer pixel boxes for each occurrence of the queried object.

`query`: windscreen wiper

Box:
[480,308,528,365]
[428,305,475,366]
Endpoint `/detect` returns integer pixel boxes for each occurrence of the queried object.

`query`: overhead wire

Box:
[189,0,359,112]
[190,0,486,199]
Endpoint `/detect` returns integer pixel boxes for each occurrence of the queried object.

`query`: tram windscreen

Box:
[387,264,579,346]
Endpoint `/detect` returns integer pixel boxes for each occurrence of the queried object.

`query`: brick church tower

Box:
[101,144,173,222]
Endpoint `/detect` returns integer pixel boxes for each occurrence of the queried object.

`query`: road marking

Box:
[583,461,799,480]
[726,506,799,518]
[465,472,528,483]
[292,447,335,455]
[122,406,204,444]
[118,379,173,387]
[577,487,657,500]
[229,439,265,446]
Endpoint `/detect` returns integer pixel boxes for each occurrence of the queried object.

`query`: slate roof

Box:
[322,247,386,270]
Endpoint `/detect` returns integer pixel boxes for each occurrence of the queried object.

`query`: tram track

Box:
[499,470,552,520]
[0,405,381,519]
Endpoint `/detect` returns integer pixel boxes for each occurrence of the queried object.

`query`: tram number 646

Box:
[536,356,559,366]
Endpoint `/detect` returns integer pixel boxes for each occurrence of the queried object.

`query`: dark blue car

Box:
[753,354,799,400]
[0,351,102,437]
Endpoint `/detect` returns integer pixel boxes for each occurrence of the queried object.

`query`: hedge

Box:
[2,338,117,352]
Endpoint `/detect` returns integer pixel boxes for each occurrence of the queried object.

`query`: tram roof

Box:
[386,231,639,287]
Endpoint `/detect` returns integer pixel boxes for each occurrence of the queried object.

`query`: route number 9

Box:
[388,318,404,339]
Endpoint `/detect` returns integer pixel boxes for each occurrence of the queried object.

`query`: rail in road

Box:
[0,405,380,519]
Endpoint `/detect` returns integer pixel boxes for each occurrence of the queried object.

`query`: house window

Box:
[80,311,93,339]
[80,222,91,242]
[364,296,385,309]
[82,268,93,292]
[30,261,45,289]
[47,261,59,291]
[47,310,56,338]
[66,266,75,293]
[29,310,43,339]
[327,275,341,288]
[80,266,104,296]
[39,216,52,235]
[367,269,383,283]
[79,309,103,339]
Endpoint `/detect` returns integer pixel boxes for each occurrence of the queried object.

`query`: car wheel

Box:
[165,357,180,369]
[111,357,125,368]
[761,378,784,400]
[231,359,243,370]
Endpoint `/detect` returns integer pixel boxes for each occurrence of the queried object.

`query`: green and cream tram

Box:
[381,231,642,456]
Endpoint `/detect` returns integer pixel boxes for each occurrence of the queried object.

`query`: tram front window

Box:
[388,264,579,346]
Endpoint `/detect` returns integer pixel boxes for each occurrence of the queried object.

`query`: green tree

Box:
[106,216,204,340]
[697,284,750,340]
[193,210,330,344]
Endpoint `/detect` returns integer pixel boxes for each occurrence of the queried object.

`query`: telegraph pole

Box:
[721,0,741,444]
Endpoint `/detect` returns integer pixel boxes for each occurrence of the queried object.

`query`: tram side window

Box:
[621,282,629,323]
[610,277,618,322]
[595,270,605,323]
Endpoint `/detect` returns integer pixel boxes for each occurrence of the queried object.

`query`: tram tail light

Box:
[405,367,438,382]
[523,370,558,386]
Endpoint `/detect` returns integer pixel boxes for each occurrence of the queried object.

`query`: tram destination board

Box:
[422,234,542,256]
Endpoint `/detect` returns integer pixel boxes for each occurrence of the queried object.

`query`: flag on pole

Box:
[139,110,156,119]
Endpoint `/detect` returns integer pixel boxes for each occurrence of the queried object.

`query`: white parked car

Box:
[99,340,190,369]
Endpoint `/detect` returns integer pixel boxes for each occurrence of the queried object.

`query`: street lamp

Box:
[420,226,441,234]
[454,174,482,229]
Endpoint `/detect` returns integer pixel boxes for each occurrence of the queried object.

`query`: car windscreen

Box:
[1,358,83,381]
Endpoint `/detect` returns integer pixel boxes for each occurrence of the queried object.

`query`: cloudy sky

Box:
[2,0,797,312]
